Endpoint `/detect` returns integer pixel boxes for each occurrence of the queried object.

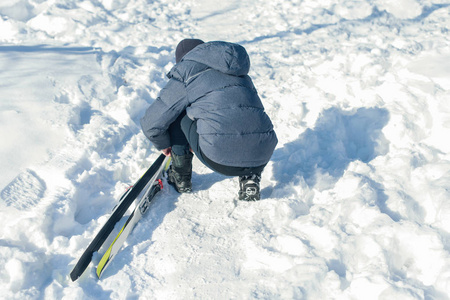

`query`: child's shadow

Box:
[271,107,390,190]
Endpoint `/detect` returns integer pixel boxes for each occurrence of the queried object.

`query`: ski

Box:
[69,154,166,282]
[96,156,170,278]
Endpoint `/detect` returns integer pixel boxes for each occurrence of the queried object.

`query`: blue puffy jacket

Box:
[140,41,277,167]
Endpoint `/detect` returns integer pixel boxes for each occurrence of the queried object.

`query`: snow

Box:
[0,0,450,299]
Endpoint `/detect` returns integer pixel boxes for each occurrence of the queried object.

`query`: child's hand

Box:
[161,147,172,156]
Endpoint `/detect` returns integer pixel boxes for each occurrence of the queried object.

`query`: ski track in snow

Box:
[1,0,450,299]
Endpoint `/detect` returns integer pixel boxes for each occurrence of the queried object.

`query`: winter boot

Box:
[168,151,193,193]
[238,174,261,201]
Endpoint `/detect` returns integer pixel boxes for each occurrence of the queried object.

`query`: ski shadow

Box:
[271,107,390,191]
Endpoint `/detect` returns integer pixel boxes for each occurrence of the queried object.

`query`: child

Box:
[141,39,277,200]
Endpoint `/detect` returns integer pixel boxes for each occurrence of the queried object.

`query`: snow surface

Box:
[1,0,450,299]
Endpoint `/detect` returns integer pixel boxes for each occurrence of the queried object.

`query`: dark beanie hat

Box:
[175,38,204,63]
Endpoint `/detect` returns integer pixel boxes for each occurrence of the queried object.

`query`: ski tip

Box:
[97,241,116,279]
[69,272,79,282]
[70,267,85,282]
[70,263,87,282]
[96,254,111,279]
[96,267,104,279]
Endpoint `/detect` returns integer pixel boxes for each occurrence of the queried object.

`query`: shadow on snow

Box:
[271,106,390,190]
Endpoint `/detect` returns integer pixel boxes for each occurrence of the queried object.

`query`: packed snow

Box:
[1,0,450,299]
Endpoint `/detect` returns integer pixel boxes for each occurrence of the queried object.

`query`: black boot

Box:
[238,174,261,201]
[168,152,193,193]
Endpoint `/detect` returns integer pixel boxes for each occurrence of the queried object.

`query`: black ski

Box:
[96,156,170,278]
[69,154,166,282]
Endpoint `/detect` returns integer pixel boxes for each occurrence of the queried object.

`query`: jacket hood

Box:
[181,41,250,76]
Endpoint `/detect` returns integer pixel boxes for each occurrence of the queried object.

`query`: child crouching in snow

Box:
[140,39,277,200]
